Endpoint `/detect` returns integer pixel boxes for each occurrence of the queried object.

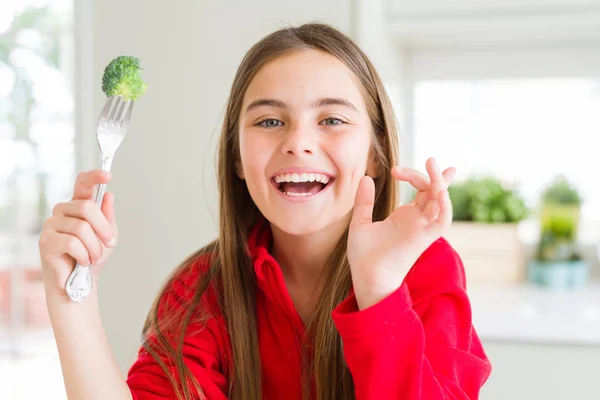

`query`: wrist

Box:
[353,286,393,311]
[44,277,99,313]
[352,278,404,310]
[350,262,412,310]
[43,270,99,304]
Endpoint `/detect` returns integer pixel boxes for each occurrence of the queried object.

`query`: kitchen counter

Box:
[468,282,600,346]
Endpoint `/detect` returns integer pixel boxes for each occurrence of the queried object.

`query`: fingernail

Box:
[108,237,117,247]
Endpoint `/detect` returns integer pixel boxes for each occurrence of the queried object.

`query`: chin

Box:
[267,209,351,237]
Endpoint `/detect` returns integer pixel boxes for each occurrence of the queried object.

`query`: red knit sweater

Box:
[126,220,491,399]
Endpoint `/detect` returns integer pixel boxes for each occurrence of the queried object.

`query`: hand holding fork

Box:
[62,96,133,302]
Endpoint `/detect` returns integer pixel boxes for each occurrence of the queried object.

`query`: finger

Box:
[393,165,457,192]
[423,198,441,223]
[72,169,112,201]
[52,200,115,248]
[430,188,453,231]
[41,230,92,267]
[414,191,428,211]
[413,166,455,210]
[426,158,446,198]
[443,167,457,187]
[101,192,118,243]
[45,216,104,264]
[350,176,375,227]
[60,233,93,267]
[392,167,430,191]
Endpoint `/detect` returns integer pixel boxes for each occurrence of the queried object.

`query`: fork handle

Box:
[65,157,113,302]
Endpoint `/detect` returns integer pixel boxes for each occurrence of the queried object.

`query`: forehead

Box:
[242,49,366,109]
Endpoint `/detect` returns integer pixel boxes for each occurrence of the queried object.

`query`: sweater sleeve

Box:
[331,238,492,400]
[126,258,230,400]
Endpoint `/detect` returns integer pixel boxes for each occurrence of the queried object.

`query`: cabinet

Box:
[481,341,600,400]
[388,0,600,17]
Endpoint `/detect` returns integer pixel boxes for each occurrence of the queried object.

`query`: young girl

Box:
[39,23,491,400]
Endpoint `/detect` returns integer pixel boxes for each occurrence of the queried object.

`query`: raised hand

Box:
[347,158,456,310]
[38,169,118,297]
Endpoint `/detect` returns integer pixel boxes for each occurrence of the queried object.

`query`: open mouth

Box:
[272,172,334,197]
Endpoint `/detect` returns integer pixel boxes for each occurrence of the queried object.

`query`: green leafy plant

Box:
[536,209,581,261]
[535,175,583,262]
[540,175,582,207]
[448,176,528,223]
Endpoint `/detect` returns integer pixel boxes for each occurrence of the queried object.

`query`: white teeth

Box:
[283,192,313,197]
[273,172,330,184]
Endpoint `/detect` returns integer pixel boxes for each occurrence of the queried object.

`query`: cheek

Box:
[332,133,372,181]
[239,131,273,183]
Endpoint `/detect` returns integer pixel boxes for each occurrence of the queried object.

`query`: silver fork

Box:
[65,96,133,302]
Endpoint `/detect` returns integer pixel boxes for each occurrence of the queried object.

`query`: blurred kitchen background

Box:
[1,0,599,399]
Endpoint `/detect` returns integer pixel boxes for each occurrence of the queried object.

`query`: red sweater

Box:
[126,220,491,399]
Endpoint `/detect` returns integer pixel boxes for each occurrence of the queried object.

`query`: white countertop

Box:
[468,282,600,346]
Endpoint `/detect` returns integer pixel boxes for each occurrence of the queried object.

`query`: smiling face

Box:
[237,49,378,236]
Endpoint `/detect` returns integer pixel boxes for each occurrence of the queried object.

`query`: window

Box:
[409,47,600,244]
[0,0,73,398]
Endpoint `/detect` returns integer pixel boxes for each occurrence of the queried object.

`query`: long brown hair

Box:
[141,22,400,400]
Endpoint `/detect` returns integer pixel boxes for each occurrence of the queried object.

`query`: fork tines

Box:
[100,96,133,127]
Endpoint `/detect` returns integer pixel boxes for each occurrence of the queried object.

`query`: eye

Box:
[320,117,345,126]
[257,118,284,128]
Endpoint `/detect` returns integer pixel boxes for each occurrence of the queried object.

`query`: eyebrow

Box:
[245,97,359,113]
[313,97,358,111]
[245,99,287,113]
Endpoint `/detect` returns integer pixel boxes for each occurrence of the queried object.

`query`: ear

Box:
[235,159,245,180]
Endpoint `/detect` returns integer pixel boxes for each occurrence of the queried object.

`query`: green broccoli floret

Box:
[101,56,147,101]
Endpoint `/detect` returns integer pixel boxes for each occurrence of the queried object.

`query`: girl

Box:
[39,23,491,400]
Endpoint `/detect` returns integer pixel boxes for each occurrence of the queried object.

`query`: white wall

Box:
[84,0,354,374]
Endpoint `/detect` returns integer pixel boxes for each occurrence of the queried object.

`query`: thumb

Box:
[101,192,118,232]
[350,176,375,227]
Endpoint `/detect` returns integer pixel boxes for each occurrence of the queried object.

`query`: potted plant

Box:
[539,174,582,207]
[527,176,587,288]
[444,176,529,283]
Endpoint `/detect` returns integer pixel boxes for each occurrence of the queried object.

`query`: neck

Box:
[270,215,350,293]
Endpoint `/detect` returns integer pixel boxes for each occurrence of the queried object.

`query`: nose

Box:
[280,123,315,156]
